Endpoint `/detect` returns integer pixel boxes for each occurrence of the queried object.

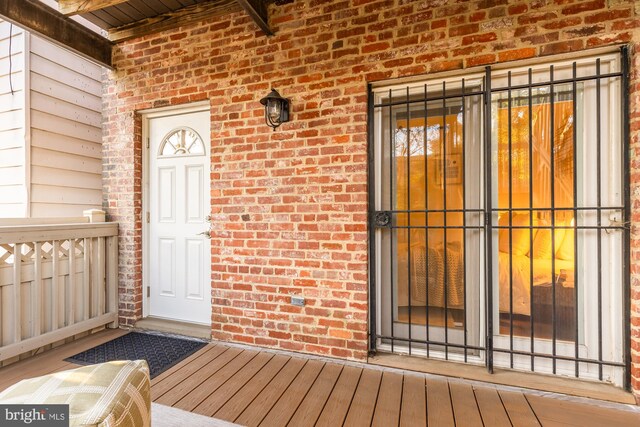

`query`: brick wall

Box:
[102,102,143,325]
[103,0,640,397]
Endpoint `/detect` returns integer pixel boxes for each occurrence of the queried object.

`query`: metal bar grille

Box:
[369,49,630,388]
[550,64,557,374]
[572,61,580,378]
[367,84,376,354]
[462,78,468,363]
[442,80,450,359]
[528,67,535,372]
[484,66,494,373]
[489,54,626,381]
[424,83,431,358]
[621,45,632,391]
[371,76,487,364]
[389,87,395,354]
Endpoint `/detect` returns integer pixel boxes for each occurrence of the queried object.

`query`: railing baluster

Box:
[106,236,119,328]
[13,243,22,343]
[92,238,99,317]
[52,241,60,331]
[32,243,42,337]
[97,237,106,316]
[83,237,90,321]
[68,240,76,326]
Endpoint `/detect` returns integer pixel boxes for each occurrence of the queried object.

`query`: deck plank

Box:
[449,381,483,427]
[526,394,640,427]
[372,371,403,427]
[48,362,77,375]
[154,347,243,407]
[151,344,226,400]
[235,357,306,427]
[193,352,273,416]
[498,390,541,427]
[315,365,362,427]
[342,368,383,427]
[174,349,258,412]
[0,329,127,391]
[258,359,324,427]
[473,386,512,427]
[426,378,455,427]
[288,363,343,426]
[3,361,82,388]
[214,354,290,422]
[400,374,426,427]
[152,343,218,385]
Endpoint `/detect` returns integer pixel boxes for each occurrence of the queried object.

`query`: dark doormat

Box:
[65,331,208,379]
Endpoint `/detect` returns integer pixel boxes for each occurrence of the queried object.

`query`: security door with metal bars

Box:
[368,47,630,389]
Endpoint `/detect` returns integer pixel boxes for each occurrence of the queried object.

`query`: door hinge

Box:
[146,212,150,223]
[146,138,150,149]
[147,286,150,298]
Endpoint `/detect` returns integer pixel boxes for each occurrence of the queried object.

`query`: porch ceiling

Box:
[0,0,287,68]
[56,0,281,41]
[58,0,216,29]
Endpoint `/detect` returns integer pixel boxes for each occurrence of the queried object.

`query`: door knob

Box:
[197,230,211,238]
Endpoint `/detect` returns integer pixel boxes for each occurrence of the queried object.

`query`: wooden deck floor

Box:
[1,329,639,426]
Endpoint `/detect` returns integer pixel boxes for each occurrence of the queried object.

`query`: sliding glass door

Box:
[370,50,628,388]
[371,77,486,362]
[489,54,626,385]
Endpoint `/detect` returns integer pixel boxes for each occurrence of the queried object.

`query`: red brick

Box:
[361,42,390,53]
[518,12,557,24]
[431,19,447,29]
[612,19,640,31]
[584,9,631,24]
[449,23,480,37]
[498,48,536,62]
[462,32,498,45]
[541,17,582,30]
[586,32,632,47]
[429,59,463,73]
[489,7,507,19]
[466,54,496,67]
[561,0,606,16]
[508,3,528,15]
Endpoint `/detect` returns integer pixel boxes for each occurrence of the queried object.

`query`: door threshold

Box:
[134,317,211,340]
[369,352,636,405]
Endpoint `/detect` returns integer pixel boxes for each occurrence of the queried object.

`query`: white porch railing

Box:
[0,212,119,362]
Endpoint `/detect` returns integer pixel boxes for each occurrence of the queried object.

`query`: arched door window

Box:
[158,127,206,157]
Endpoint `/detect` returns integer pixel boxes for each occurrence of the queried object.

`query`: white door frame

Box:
[141,101,211,319]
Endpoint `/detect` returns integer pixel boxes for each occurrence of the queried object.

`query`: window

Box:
[158,127,205,157]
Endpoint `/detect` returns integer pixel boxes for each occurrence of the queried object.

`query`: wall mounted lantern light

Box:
[260,88,290,130]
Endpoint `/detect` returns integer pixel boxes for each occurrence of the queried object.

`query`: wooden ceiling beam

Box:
[108,0,240,43]
[58,0,130,16]
[235,0,271,35]
[0,0,112,67]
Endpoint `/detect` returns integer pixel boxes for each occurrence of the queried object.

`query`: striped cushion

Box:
[0,360,150,427]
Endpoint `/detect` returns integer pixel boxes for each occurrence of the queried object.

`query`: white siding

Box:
[28,35,103,217]
[0,24,104,219]
[0,21,27,218]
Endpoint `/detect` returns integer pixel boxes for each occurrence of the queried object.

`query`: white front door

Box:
[148,109,211,325]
